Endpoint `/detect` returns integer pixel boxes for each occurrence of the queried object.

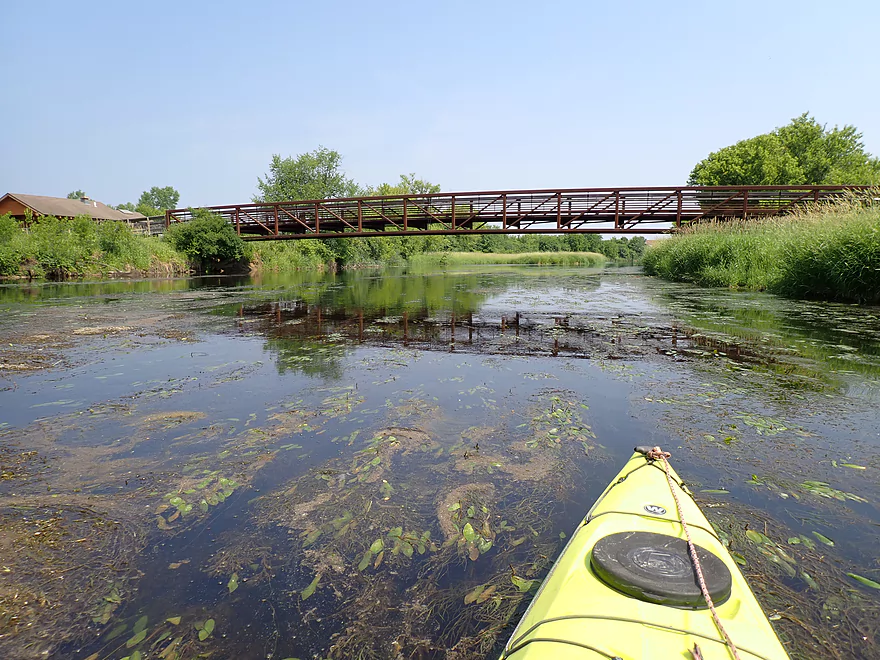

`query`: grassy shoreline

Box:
[643,197,880,304]
[407,251,607,268]
[0,215,189,279]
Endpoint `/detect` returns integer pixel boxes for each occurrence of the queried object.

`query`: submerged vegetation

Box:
[1,255,878,659]
[643,194,880,303]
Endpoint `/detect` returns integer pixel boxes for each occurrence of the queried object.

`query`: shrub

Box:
[165,210,246,271]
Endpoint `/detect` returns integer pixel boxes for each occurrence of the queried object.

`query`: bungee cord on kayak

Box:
[646,446,743,660]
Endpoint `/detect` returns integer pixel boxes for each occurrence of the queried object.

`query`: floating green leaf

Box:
[198,618,215,641]
[464,585,485,604]
[801,480,866,502]
[126,630,147,648]
[357,550,372,572]
[746,530,771,545]
[301,574,321,600]
[462,523,478,543]
[104,623,128,641]
[228,573,239,593]
[448,502,461,512]
[132,615,148,634]
[812,531,834,546]
[166,616,181,625]
[847,573,880,589]
[370,538,384,554]
[801,571,818,589]
[511,575,535,592]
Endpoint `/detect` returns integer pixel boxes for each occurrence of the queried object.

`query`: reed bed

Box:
[643,194,880,303]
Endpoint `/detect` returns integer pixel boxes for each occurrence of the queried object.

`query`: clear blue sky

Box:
[3,0,878,208]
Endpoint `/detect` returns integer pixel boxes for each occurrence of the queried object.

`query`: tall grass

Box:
[643,194,880,303]
[407,251,607,268]
[0,214,187,278]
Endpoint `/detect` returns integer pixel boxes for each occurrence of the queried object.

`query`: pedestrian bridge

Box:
[165,185,861,240]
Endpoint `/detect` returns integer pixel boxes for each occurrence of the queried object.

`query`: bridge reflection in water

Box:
[167,185,862,240]
[232,299,689,370]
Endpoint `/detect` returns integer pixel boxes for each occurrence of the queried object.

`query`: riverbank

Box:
[0,214,188,279]
[643,197,880,303]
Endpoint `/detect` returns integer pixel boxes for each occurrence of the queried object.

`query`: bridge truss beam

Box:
[165,186,863,240]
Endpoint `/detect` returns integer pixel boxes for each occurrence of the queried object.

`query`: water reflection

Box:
[0,267,878,660]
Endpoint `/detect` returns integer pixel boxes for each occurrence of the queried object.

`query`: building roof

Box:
[1,193,147,221]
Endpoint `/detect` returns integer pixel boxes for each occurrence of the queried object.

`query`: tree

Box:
[67,190,85,199]
[688,134,804,185]
[115,186,181,216]
[689,113,880,186]
[255,147,361,202]
[165,209,246,272]
[369,173,441,196]
[136,186,180,215]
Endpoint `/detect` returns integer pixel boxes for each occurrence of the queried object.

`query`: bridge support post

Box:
[403,197,408,230]
[614,190,620,230]
[556,192,562,229]
[315,203,320,234]
[274,207,279,236]
[676,190,683,228]
[451,195,456,230]
[358,200,363,232]
[502,193,507,230]
[742,190,749,217]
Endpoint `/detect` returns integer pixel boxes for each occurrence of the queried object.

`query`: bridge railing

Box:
[166,185,863,239]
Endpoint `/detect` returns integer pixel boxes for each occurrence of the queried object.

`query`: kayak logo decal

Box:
[644,504,667,516]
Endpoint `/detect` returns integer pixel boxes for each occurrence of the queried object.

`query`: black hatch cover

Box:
[590,531,732,608]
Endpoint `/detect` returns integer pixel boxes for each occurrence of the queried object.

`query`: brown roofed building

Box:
[0,193,147,223]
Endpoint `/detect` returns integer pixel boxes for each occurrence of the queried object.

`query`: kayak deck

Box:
[500,451,790,660]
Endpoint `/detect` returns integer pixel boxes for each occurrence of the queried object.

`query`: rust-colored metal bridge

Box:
[165,185,862,240]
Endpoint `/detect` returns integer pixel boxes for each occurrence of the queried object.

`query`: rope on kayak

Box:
[646,446,742,660]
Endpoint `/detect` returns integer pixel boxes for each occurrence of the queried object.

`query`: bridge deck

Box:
[165,186,860,240]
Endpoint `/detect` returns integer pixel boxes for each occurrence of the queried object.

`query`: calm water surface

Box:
[0,267,877,660]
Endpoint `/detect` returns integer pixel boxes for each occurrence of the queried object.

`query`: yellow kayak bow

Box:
[500,448,790,660]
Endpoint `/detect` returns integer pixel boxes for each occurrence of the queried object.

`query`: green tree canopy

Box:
[66,190,85,199]
[688,113,880,186]
[133,186,180,215]
[117,186,181,216]
[368,173,441,196]
[255,147,362,202]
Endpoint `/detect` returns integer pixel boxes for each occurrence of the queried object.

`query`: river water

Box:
[0,266,877,660]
